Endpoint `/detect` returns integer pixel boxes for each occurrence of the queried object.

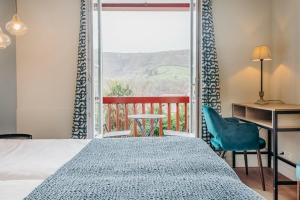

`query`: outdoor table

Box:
[128,114,166,136]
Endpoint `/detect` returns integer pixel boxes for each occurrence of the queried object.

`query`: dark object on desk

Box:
[0,133,32,139]
[202,105,266,191]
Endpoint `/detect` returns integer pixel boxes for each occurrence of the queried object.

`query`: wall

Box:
[0,0,17,133]
[16,0,80,139]
[214,0,300,179]
[214,0,272,118]
[271,0,300,179]
[213,0,272,166]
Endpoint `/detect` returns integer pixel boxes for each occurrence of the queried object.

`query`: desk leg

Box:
[272,129,279,200]
[268,129,272,168]
[297,181,300,200]
[232,151,236,168]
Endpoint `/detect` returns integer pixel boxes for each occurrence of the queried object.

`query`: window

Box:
[93,0,196,136]
[101,0,191,97]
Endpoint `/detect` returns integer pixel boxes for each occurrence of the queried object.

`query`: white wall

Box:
[0,0,17,133]
[16,0,80,139]
[214,0,272,117]
[213,0,272,166]
[271,0,300,179]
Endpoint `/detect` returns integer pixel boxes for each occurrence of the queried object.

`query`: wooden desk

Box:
[232,103,300,200]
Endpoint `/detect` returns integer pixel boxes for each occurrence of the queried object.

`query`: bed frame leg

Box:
[221,151,226,159]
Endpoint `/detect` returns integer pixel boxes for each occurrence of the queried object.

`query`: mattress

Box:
[0,139,90,199]
[0,180,43,200]
[0,138,263,200]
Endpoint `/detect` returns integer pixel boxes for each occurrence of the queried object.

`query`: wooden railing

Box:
[102,96,189,136]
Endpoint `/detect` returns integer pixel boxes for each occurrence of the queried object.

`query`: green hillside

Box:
[144,65,189,80]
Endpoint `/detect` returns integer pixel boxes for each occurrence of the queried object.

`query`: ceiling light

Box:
[0,27,11,49]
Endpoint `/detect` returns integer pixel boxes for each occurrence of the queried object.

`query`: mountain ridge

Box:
[102,49,189,78]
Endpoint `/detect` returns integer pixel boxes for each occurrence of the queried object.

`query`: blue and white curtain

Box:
[72,0,89,139]
[201,0,221,144]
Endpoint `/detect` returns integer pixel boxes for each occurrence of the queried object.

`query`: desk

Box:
[232,103,300,200]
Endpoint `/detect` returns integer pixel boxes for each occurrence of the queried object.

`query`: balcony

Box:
[99,96,190,136]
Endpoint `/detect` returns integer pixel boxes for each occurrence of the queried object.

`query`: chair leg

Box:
[221,151,226,159]
[297,181,300,200]
[244,151,248,175]
[257,150,266,191]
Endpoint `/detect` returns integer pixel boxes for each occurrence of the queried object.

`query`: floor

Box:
[235,167,297,200]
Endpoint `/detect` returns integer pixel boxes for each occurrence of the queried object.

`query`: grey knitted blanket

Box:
[25,137,264,200]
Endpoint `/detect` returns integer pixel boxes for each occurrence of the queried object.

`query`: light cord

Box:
[15,0,18,13]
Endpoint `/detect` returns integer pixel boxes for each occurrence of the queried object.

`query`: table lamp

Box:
[252,45,272,105]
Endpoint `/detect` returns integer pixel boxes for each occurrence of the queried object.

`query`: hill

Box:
[102,50,189,79]
[101,49,190,96]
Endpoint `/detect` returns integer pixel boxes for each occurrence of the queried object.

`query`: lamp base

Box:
[255,91,268,105]
[255,99,269,105]
[268,100,285,104]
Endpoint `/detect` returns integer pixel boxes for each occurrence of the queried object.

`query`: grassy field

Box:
[145,65,189,80]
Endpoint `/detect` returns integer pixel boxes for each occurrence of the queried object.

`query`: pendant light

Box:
[0,27,11,49]
[6,0,28,36]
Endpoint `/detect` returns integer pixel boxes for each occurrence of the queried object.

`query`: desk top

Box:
[233,103,300,112]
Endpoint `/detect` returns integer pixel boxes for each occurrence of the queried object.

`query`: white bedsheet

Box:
[0,180,43,200]
[0,139,90,200]
[0,139,90,180]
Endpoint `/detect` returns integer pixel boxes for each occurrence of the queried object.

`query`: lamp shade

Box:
[0,28,11,49]
[252,45,272,61]
[6,14,28,36]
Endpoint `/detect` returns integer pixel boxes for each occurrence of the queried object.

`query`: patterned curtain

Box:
[201,0,221,144]
[72,0,88,139]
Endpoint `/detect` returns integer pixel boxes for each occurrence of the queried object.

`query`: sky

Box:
[100,11,190,53]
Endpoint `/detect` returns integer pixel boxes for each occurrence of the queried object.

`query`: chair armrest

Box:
[0,133,32,139]
[220,123,259,151]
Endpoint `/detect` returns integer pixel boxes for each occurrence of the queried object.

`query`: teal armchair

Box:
[202,106,266,191]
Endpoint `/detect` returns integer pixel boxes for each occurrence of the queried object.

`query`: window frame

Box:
[101,3,190,11]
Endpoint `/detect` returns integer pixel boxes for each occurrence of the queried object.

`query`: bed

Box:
[0,137,264,200]
[0,139,90,199]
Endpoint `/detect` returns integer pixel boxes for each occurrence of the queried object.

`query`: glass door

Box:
[92,0,103,137]
[93,0,199,137]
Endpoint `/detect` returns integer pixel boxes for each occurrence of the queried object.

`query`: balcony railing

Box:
[102,96,190,136]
